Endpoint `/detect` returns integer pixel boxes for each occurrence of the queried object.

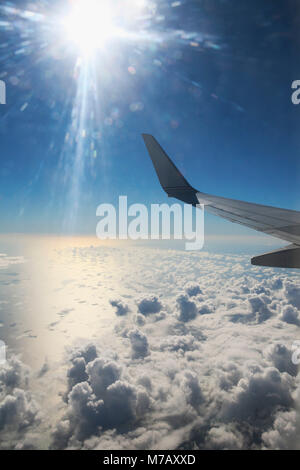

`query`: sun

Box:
[64,0,117,55]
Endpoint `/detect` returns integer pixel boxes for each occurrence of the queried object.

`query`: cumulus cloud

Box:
[198,302,214,315]
[221,367,293,427]
[262,410,299,449]
[176,294,197,322]
[86,358,122,397]
[284,281,300,309]
[109,299,130,316]
[280,305,300,326]
[67,344,98,390]
[47,245,300,450]
[185,283,202,297]
[0,356,30,390]
[181,371,203,408]
[135,314,146,326]
[265,344,298,377]
[105,380,150,425]
[0,355,40,450]
[51,349,151,448]
[205,425,243,450]
[129,329,150,359]
[248,295,273,323]
[159,334,197,353]
[137,295,162,316]
[4,243,300,450]
[0,389,36,431]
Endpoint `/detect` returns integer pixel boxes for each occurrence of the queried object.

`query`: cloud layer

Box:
[1,244,300,449]
[48,246,300,450]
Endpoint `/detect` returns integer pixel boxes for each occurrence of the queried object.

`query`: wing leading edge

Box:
[142,134,300,269]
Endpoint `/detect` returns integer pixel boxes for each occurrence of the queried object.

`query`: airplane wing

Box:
[142,134,300,268]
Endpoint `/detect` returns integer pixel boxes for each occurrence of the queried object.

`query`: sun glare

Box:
[64,0,117,54]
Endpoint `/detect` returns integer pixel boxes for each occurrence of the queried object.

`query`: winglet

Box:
[142,134,199,205]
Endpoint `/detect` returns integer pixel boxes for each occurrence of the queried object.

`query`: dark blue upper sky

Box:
[0,0,299,238]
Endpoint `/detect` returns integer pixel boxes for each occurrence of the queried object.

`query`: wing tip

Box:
[141,133,199,205]
[142,133,153,141]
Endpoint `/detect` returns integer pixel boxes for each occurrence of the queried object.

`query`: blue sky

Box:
[0,0,299,239]
[1,2,300,452]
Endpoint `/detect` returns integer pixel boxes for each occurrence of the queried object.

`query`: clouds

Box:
[51,349,152,448]
[86,358,122,397]
[205,425,243,450]
[247,295,273,323]
[185,283,202,297]
[284,281,300,309]
[67,344,98,390]
[137,295,162,316]
[262,410,299,449]
[110,299,129,317]
[221,367,293,426]
[0,254,25,270]
[46,246,300,450]
[159,334,197,353]
[2,243,300,449]
[0,355,40,450]
[176,294,197,322]
[129,329,149,359]
[265,343,298,377]
[105,380,150,426]
[0,389,38,432]
[181,371,203,408]
[280,305,300,326]
[175,291,214,321]
[0,355,30,390]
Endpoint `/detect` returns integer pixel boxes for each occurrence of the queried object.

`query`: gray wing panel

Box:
[196,192,300,245]
[251,245,300,268]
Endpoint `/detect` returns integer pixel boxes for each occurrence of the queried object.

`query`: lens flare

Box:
[64,0,117,55]
[0,0,224,231]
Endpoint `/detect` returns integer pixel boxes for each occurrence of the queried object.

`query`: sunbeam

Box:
[63,0,117,55]
[0,0,225,232]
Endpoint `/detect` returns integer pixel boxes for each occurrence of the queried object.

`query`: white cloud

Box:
[2,244,300,449]
[280,305,300,326]
[265,343,298,377]
[205,425,243,450]
[137,295,162,315]
[129,329,150,359]
[0,355,40,449]
[47,246,300,449]
[262,410,298,449]
[284,281,300,309]
[185,283,202,297]
[0,254,25,270]
[110,299,130,316]
[176,294,197,322]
